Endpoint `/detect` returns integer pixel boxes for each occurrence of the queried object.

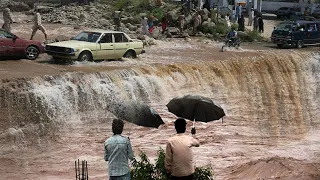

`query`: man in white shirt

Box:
[2,7,13,32]
[30,11,47,40]
[165,118,200,180]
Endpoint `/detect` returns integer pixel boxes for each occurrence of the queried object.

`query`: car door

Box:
[96,33,115,60]
[304,23,318,44]
[0,29,14,56]
[113,33,130,58]
[0,35,7,56]
[314,23,320,44]
[0,30,27,57]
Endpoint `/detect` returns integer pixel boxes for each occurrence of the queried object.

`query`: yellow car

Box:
[45,30,145,61]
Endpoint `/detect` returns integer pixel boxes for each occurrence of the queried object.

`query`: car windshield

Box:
[72,31,101,43]
[275,23,294,31]
[0,30,14,38]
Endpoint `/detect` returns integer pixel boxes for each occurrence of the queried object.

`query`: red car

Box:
[0,28,45,60]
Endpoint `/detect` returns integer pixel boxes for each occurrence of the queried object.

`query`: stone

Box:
[202,20,215,30]
[139,13,147,18]
[167,27,179,35]
[8,1,30,12]
[151,28,161,39]
[35,5,53,14]
[99,18,109,26]
[135,28,143,34]
[121,16,136,24]
[147,38,157,45]
[184,14,193,26]
[69,15,79,21]
[137,34,146,40]
[237,31,249,39]
[166,32,172,38]
[181,32,189,38]
[128,24,137,31]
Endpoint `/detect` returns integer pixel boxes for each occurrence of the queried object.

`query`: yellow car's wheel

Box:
[123,50,136,58]
[78,51,93,61]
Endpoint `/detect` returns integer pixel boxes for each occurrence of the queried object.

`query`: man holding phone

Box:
[165,118,200,180]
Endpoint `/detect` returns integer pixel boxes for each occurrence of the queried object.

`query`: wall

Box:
[261,1,320,12]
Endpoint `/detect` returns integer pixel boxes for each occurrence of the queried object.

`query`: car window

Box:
[114,33,128,43]
[306,23,318,32]
[99,33,113,43]
[279,7,288,10]
[73,31,101,43]
[275,23,294,31]
[0,30,13,39]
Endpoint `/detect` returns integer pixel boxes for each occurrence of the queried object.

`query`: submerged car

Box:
[271,20,320,48]
[0,28,45,60]
[45,30,145,61]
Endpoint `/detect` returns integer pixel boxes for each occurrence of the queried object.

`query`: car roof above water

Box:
[280,20,320,26]
[83,29,124,34]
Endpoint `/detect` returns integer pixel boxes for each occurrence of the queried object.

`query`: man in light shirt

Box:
[104,119,134,180]
[30,10,47,40]
[165,118,200,180]
[2,7,13,32]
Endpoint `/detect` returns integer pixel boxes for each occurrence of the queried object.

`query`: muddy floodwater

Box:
[0,22,320,180]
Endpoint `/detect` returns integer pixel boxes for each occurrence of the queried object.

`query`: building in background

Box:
[258,0,319,13]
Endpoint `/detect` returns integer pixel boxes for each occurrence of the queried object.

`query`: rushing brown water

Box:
[0,38,320,180]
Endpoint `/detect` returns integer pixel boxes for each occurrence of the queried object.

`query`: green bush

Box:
[215,22,230,35]
[131,151,155,180]
[114,0,130,10]
[151,7,164,21]
[131,149,214,180]
[244,30,264,42]
[194,166,215,180]
[132,0,151,10]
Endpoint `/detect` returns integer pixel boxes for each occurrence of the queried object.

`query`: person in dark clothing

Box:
[253,15,258,30]
[258,15,264,33]
[238,14,245,31]
[161,14,169,34]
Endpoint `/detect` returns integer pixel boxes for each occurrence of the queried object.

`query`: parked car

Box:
[271,20,320,48]
[312,5,320,18]
[275,7,291,18]
[275,7,302,18]
[0,28,45,60]
[45,30,145,61]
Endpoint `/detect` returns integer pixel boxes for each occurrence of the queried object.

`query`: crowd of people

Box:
[111,3,266,37]
[2,6,48,40]
[230,3,264,33]
[104,118,199,180]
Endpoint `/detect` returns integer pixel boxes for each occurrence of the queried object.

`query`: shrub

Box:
[151,7,164,22]
[194,166,215,180]
[131,151,155,180]
[244,30,264,42]
[154,149,170,180]
[114,0,130,10]
[215,22,230,35]
[131,149,214,180]
[131,0,151,11]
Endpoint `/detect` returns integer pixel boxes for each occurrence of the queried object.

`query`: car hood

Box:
[18,37,43,45]
[47,40,95,48]
[272,30,291,36]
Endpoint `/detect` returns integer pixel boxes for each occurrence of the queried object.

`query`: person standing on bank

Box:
[165,118,200,180]
[235,3,242,23]
[248,8,254,26]
[2,7,13,32]
[113,9,122,31]
[104,119,134,180]
[258,15,264,33]
[30,11,48,40]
